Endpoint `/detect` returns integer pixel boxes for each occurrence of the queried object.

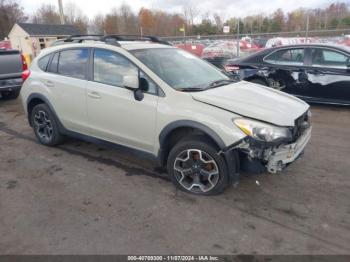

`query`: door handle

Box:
[87,91,101,99]
[45,80,54,87]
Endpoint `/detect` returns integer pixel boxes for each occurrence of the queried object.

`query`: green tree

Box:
[261,18,269,33]
[269,8,284,32]
[330,18,339,29]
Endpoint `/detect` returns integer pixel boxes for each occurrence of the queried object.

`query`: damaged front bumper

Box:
[230,126,312,174]
[266,126,312,173]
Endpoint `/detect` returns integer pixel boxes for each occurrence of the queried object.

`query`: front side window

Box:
[139,71,158,95]
[58,49,89,79]
[311,49,349,69]
[265,48,304,66]
[93,49,138,87]
[131,48,230,91]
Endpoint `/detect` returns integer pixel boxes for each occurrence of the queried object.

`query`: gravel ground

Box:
[0,97,349,255]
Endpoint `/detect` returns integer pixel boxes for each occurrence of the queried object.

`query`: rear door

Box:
[264,47,308,96]
[305,47,350,104]
[44,48,90,134]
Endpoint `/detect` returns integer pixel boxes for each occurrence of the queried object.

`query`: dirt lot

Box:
[0,97,349,255]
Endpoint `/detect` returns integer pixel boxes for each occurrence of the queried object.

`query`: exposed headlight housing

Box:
[234,118,292,143]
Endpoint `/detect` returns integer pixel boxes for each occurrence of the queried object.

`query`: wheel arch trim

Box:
[157,120,227,166]
[159,120,226,149]
[26,93,65,131]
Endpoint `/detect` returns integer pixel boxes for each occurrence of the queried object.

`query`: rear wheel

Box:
[167,136,229,195]
[31,104,64,146]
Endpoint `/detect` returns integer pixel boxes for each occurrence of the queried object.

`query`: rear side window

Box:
[311,49,349,68]
[58,49,89,79]
[265,48,304,66]
[38,54,51,71]
[48,52,59,73]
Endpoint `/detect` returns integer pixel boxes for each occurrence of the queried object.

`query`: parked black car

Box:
[225,44,350,105]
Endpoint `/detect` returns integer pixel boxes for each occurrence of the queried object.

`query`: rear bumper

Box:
[266,127,312,173]
[0,85,21,93]
[0,78,22,93]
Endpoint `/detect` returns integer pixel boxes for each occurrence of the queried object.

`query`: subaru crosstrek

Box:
[20,36,312,195]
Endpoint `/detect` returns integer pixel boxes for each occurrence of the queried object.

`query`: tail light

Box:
[22,69,31,82]
[21,54,28,71]
[224,65,240,72]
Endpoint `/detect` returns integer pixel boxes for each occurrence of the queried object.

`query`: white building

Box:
[8,23,80,59]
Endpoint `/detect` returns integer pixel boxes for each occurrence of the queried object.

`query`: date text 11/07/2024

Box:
[127,256,219,261]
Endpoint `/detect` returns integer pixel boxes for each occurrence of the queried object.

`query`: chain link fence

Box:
[162,29,350,41]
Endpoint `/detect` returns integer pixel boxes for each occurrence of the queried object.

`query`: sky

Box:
[20,0,336,20]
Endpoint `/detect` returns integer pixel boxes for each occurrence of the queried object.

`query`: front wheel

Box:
[167,137,230,195]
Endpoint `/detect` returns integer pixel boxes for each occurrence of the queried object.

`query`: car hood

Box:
[191,81,309,126]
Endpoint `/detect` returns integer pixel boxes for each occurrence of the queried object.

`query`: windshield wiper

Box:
[205,79,236,90]
[176,87,206,92]
[177,79,236,92]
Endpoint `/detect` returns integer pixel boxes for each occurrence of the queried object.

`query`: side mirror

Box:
[134,89,144,101]
[123,75,139,90]
[123,74,144,101]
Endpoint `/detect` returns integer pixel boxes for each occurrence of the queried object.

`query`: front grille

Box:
[291,112,310,142]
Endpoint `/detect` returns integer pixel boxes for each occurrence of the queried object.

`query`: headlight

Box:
[233,118,292,143]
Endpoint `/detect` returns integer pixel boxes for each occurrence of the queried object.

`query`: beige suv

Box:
[20,35,312,195]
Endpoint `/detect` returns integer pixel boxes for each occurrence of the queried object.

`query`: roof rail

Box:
[100,35,172,46]
[64,34,103,43]
[62,34,171,47]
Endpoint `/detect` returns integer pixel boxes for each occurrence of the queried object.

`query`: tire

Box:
[167,136,230,195]
[250,78,268,86]
[30,103,64,146]
[1,90,20,100]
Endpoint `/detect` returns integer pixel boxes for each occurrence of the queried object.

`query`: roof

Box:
[17,23,81,36]
[227,43,350,64]
[119,42,174,50]
[49,37,174,50]
[263,43,350,53]
[37,41,174,59]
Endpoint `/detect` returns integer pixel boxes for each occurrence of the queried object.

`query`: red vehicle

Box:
[0,40,11,50]
[175,43,205,57]
[338,36,350,47]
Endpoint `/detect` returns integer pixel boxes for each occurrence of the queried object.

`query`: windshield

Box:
[131,48,231,91]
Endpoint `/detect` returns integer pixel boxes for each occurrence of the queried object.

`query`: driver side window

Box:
[311,48,349,69]
[93,49,158,95]
[93,49,138,87]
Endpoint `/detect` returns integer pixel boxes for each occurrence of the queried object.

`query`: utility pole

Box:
[58,0,65,25]
[236,19,240,57]
[305,12,309,43]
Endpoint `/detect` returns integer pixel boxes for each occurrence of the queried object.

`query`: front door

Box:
[305,47,350,104]
[86,48,159,153]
